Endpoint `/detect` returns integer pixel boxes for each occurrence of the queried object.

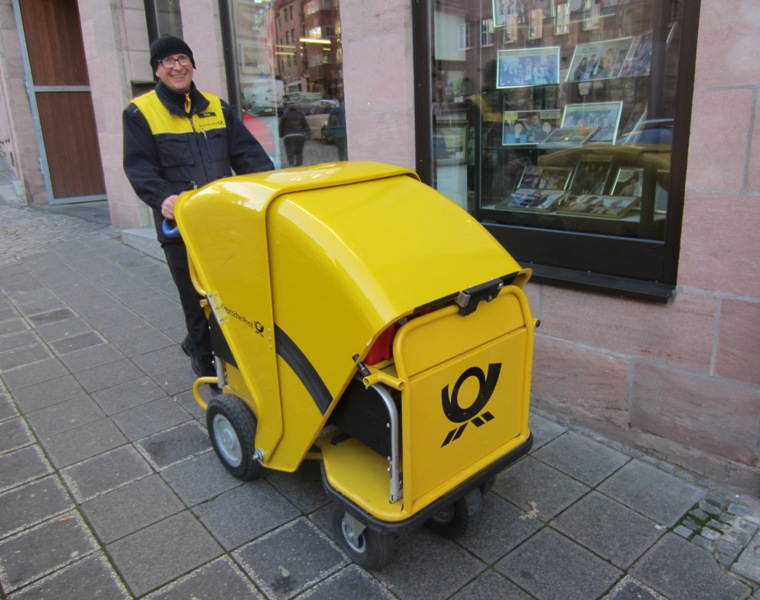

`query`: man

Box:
[327,100,348,161]
[278,101,310,167]
[123,34,273,383]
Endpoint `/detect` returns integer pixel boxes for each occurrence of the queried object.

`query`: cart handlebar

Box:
[162,219,180,238]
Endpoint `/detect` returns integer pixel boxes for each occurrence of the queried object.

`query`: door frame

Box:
[12,0,107,205]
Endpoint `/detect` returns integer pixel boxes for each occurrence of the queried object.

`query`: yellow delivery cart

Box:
[175,161,535,569]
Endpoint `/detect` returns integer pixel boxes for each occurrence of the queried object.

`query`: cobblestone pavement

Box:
[0,191,116,265]
[0,157,759,599]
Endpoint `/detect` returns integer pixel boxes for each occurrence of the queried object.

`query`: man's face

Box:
[155,54,194,93]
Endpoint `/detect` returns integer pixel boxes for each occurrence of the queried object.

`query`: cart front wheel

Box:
[333,506,392,570]
[206,394,261,481]
[426,488,483,539]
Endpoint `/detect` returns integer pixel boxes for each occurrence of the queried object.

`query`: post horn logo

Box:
[441,363,501,447]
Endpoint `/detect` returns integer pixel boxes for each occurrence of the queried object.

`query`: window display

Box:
[428,0,686,256]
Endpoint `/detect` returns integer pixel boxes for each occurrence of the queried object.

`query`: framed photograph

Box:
[620,34,653,77]
[539,126,599,149]
[612,168,643,197]
[516,165,573,191]
[493,0,518,28]
[655,169,669,214]
[582,0,600,30]
[566,38,634,82]
[503,109,562,146]
[619,103,647,138]
[561,101,623,143]
[493,0,508,28]
[555,3,570,35]
[557,194,640,218]
[529,9,543,39]
[497,46,561,89]
[503,15,519,44]
[568,157,613,196]
[499,190,567,212]
[434,123,468,165]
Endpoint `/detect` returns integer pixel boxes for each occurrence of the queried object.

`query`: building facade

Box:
[0,0,758,493]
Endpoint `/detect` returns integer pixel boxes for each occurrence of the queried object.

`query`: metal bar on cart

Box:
[369,383,402,503]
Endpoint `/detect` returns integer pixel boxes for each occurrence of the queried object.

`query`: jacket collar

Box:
[155,81,210,116]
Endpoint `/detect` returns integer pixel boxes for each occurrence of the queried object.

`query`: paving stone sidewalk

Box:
[1,163,759,599]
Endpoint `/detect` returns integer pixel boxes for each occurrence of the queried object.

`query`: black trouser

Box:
[283,134,306,166]
[334,136,348,161]
[163,242,214,373]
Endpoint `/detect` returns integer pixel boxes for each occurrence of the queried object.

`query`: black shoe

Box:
[181,339,193,358]
[192,357,216,378]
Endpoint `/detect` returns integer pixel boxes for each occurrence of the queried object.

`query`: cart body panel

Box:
[395,286,532,514]
[178,181,285,459]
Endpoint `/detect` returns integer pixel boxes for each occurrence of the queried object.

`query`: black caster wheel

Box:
[206,394,261,481]
[333,506,393,570]
[426,488,483,538]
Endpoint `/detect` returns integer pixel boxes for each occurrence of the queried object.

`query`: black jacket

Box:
[123,81,274,243]
[278,107,310,138]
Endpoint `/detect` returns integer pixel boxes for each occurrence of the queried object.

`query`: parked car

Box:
[618,118,674,145]
[242,111,276,156]
[303,99,339,142]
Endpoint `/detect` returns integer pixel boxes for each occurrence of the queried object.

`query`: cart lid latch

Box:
[455,279,504,316]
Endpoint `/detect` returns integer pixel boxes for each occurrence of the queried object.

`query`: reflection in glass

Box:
[231,0,345,169]
[431,0,681,242]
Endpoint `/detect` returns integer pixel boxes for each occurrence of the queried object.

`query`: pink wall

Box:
[80,0,150,229]
[339,0,417,170]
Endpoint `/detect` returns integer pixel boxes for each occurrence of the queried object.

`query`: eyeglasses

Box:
[159,54,192,69]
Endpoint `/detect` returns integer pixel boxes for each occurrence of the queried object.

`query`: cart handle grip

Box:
[162,219,180,238]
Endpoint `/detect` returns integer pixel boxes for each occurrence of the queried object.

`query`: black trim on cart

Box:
[413,272,520,315]
[209,311,237,367]
[275,325,333,414]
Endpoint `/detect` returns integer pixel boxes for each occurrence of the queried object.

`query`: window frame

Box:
[412,0,701,303]
[144,0,182,41]
[458,22,472,51]
[480,18,493,47]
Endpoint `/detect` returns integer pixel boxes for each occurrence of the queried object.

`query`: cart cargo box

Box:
[175,161,536,568]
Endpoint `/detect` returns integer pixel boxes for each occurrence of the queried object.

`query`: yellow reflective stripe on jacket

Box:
[131,90,227,135]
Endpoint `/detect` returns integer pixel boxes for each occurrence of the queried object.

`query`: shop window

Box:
[221,0,346,168]
[222,1,284,168]
[415,0,699,301]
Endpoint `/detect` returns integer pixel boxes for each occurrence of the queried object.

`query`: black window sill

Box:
[525,263,675,304]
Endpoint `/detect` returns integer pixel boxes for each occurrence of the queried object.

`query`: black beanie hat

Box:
[150,35,196,69]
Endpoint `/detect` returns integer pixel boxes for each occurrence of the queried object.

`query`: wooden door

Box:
[17,0,106,203]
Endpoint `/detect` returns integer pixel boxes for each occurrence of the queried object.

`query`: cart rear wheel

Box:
[206,394,260,481]
[426,488,483,539]
[333,506,392,570]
